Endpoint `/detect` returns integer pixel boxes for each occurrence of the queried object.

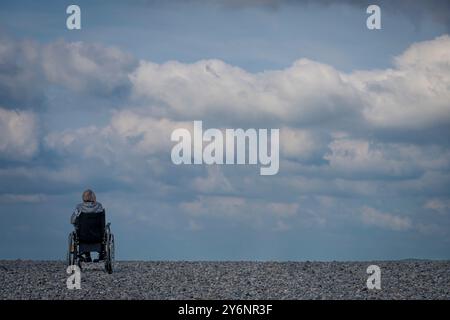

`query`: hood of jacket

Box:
[76,201,104,213]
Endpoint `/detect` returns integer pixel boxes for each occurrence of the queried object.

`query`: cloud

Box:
[360,206,412,231]
[179,195,300,227]
[130,35,450,133]
[424,199,450,215]
[43,110,197,192]
[45,110,192,160]
[0,34,137,112]
[177,194,331,232]
[41,40,137,96]
[1,33,445,207]
[0,34,44,108]
[31,35,450,219]
[3,31,448,135]
[192,166,234,193]
[352,35,450,129]
[1,32,449,251]
[280,127,325,161]
[324,138,420,179]
[129,58,360,126]
[0,107,39,160]
[180,195,246,218]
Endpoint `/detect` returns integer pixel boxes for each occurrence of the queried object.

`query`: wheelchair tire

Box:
[105,261,112,274]
[67,232,77,266]
[104,233,114,274]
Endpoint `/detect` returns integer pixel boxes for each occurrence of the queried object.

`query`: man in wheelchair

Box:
[68,189,115,273]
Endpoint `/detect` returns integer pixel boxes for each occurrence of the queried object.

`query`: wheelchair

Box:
[67,210,115,274]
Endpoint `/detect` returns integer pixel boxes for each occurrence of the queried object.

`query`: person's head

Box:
[82,189,96,203]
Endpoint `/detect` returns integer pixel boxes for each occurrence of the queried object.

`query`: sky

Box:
[0,0,450,261]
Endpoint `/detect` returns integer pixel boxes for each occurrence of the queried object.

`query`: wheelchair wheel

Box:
[67,232,77,266]
[104,233,114,274]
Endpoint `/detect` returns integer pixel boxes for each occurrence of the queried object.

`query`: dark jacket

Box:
[70,201,104,225]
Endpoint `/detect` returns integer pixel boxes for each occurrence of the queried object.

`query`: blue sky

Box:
[0,0,450,260]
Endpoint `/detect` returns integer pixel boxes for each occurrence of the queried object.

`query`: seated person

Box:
[71,189,105,262]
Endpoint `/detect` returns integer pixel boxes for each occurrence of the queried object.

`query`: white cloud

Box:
[0,36,137,109]
[192,166,234,193]
[179,195,324,230]
[45,110,192,161]
[0,107,38,159]
[352,35,450,129]
[43,110,197,188]
[180,195,247,218]
[424,198,450,215]
[108,110,192,155]
[180,195,298,219]
[323,138,450,181]
[129,58,359,124]
[360,206,412,231]
[129,35,450,132]
[2,34,449,236]
[267,202,299,217]
[394,35,450,70]
[324,138,416,177]
[2,33,449,133]
[0,35,44,106]
[280,127,323,160]
[42,40,136,95]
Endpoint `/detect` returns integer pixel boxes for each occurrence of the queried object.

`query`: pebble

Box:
[0,260,449,299]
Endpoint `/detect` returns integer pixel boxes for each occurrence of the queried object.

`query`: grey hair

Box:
[82,189,96,203]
